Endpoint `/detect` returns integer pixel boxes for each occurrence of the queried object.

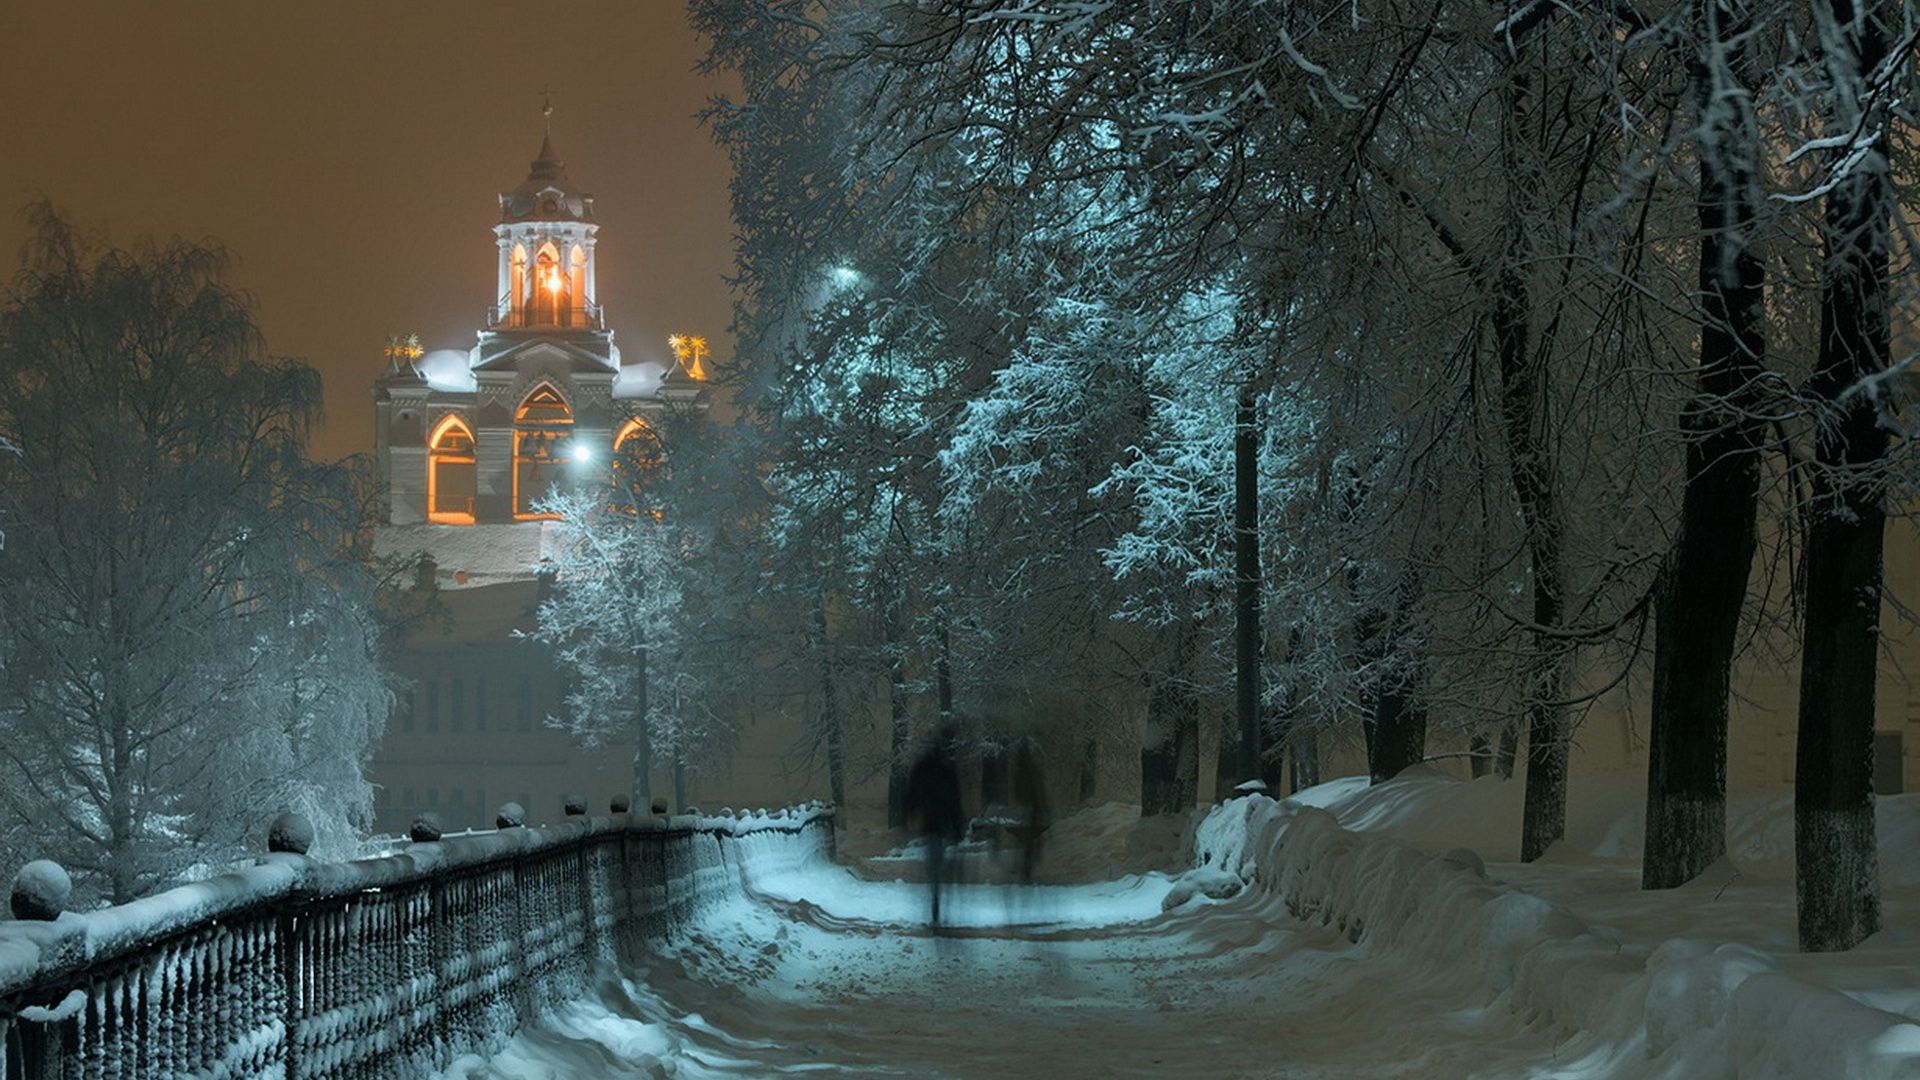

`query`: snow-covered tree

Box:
[528,409,735,812]
[0,210,390,902]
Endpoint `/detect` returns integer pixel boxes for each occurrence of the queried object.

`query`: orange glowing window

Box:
[513,384,573,518]
[428,415,477,524]
[516,384,573,424]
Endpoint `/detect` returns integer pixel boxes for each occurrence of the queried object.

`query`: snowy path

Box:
[446,857,1609,1079]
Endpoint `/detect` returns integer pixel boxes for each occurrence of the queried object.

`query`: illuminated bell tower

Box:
[491,99,601,332]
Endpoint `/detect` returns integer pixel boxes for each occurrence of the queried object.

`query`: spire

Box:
[528,90,566,182]
[498,91,594,223]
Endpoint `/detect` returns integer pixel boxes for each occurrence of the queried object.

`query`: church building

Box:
[373,110,704,527]
[366,111,710,835]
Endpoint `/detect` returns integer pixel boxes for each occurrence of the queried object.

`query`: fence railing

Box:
[0,805,832,1079]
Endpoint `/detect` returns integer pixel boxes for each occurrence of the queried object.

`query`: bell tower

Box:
[374,98,702,529]
[491,98,601,332]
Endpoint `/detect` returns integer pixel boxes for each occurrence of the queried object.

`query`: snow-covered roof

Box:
[418,348,477,393]
[613,360,669,399]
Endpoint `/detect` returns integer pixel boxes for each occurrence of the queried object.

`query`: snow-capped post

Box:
[496,801,527,828]
[610,795,631,813]
[10,859,72,920]
[564,794,587,816]
[409,812,444,843]
[267,812,314,855]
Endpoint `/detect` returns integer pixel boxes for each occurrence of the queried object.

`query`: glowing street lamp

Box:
[570,442,594,465]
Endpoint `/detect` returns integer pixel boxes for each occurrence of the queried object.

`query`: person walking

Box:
[904,724,966,927]
[1009,737,1050,885]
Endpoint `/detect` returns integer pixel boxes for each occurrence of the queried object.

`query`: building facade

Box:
[367,117,709,834]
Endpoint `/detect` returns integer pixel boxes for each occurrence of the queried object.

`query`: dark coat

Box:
[904,743,966,841]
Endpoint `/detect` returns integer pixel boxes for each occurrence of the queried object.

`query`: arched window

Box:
[513,384,573,518]
[428,416,477,524]
[533,241,564,325]
[509,244,528,325]
[569,246,588,325]
[610,416,668,515]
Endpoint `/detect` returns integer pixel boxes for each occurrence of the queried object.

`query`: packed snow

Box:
[448,775,1920,1079]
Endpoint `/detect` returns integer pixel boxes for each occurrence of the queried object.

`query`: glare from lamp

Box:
[570,443,593,464]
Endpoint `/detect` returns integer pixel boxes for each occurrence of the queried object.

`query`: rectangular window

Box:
[425,680,441,733]
[403,787,416,810]
[517,676,533,732]
[451,678,466,733]
[401,684,417,733]
[427,787,440,806]
[475,676,488,732]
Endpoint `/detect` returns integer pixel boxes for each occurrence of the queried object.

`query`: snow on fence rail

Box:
[0,804,832,1079]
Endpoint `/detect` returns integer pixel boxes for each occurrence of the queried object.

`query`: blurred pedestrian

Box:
[904,724,966,927]
[1009,737,1050,885]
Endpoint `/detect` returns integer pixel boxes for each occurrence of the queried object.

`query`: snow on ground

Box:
[447,776,1920,1079]
[444,862,1627,1078]
[1291,766,1920,1025]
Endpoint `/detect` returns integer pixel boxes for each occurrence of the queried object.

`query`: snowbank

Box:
[1295,764,1920,885]
[1171,792,1920,1079]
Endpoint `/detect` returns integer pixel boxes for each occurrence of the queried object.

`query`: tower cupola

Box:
[490,99,601,331]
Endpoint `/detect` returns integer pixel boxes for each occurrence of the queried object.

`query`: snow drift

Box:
[1173,793,1920,1079]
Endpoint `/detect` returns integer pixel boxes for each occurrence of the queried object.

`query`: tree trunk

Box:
[1141,627,1199,816]
[1260,628,1300,793]
[1078,734,1098,803]
[632,646,652,812]
[1369,683,1429,785]
[1796,0,1889,954]
[887,657,911,829]
[815,597,846,808]
[1642,0,1767,890]
[1291,727,1321,792]
[1215,710,1240,801]
[1366,576,1429,784]
[885,594,911,829]
[1491,54,1571,864]
[936,616,954,727]
[1233,378,1263,783]
[108,702,138,905]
